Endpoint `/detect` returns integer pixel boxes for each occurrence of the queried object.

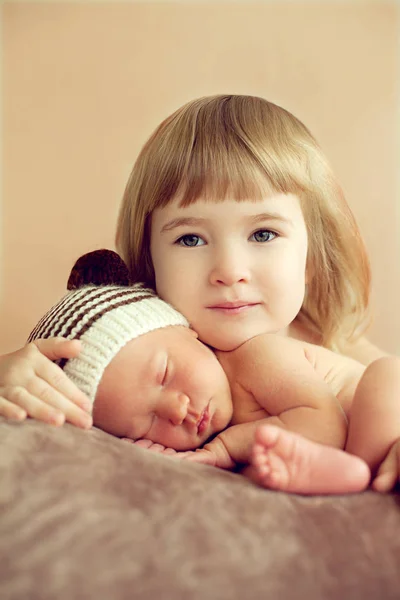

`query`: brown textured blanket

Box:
[1,417,400,600]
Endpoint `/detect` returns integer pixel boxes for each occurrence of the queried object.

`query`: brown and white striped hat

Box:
[28,250,189,406]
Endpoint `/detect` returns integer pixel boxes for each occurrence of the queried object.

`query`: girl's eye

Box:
[250,229,276,243]
[176,234,205,247]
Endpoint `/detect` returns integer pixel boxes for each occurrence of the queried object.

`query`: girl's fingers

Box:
[0,396,27,421]
[372,471,397,493]
[28,378,93,429]
[31,338,82,361]
[2,340,91,411]
[0,340,92,429]
[34,359,92,412]
[371,442,400,492]
[0,387,65,426]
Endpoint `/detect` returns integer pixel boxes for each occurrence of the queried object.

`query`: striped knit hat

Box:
[28,250,189,407]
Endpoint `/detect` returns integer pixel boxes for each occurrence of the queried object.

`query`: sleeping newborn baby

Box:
[22,249,388,496]
[27,250,233,451]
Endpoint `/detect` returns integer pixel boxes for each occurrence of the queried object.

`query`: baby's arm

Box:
[182,421,265,469]
[0,339,92,428]
[187,336,349,469]
[121,429,250,468]
[224,335,348,450]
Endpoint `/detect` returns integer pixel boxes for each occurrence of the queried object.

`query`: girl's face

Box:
[150,194,309,351]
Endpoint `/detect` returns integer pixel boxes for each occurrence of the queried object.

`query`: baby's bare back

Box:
[217,334,365,420]
[301,341,365,416]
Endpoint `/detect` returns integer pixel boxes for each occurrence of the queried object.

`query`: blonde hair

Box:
[116,95,371,350]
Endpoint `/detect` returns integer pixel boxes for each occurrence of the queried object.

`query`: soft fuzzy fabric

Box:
[1,418,400,600]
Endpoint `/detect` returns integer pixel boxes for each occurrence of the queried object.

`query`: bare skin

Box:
[249,425,370,495]
[3,330,399,495]
[176,334,400,494]
[0,339,92,428]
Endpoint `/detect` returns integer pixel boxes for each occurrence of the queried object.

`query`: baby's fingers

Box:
[125,439,178,456]
[182,450,216,465]
[130,439,154,449]
[161,447,178,456]
[171,451,197,460]
[135,442,169,453]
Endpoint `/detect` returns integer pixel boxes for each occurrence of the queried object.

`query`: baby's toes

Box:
[252,442,269,466]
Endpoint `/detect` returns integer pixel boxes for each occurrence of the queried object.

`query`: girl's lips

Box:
[208,303,259,315]
[197,404,210,434]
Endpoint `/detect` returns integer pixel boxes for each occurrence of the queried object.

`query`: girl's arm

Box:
[0,339,92,428]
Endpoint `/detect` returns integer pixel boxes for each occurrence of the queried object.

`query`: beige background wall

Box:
[2,1,399,355]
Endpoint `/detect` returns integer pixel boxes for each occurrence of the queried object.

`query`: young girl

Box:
[0,95,394,484]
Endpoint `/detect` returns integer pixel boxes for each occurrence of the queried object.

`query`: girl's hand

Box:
[371,439,400,492]
[0,339,92,429]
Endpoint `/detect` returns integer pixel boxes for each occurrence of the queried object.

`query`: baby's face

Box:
[93,326,233,450]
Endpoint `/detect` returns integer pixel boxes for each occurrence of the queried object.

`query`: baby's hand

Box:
[121,438,179,456]
[372,439,400,492]
[0,339,92,429]
[121,439,217,463]
[175,448,218,466]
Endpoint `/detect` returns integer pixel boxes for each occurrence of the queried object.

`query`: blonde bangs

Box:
[139,95,313,212]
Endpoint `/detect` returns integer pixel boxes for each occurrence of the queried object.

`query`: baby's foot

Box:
[250,425,370,495]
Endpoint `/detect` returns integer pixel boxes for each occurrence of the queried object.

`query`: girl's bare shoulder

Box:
[339,336,390,366]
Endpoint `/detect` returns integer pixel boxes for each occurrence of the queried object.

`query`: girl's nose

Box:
[209,250,250,286]
[155,392,190,425]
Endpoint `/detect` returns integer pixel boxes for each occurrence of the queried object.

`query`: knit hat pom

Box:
[29,248,189,405]
[67,249,131,290]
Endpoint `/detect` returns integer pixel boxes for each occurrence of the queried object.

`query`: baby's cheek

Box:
[92,388,131,439]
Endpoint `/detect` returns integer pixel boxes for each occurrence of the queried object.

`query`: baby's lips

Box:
[197,403,211,434]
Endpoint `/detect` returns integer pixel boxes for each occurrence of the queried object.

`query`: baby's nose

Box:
[157,392,190,425]
[170,393,190,425]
